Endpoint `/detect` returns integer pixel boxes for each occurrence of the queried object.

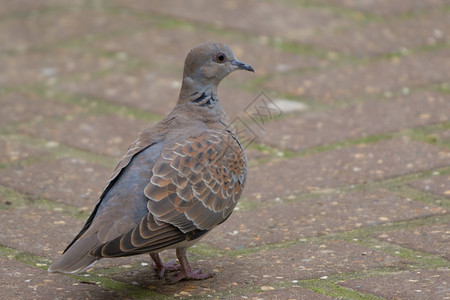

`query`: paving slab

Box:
[0,1,448,298]
[0,48,129,87]
[203,189,446,250]
[266,48,450,102]
[374,222,450,259]
[0,137,49,165]
[0,9,149,52]
[0,196,157,271]
[244,148,272,163]
[0,93,84,128]
[0,157,111,208]
[259,91,450,151]
[245,138,450,202]
[433,129,450,144]
[318,0,450,15]
[95,26,326,76]
[0,0,82,17]
[0,206,85,259]
[58,69,184,116]
[229,287,335,300]
[409,174,450,199]
[58,68,259,119]
[111,240,401,296]
[339,269,450,300]
[19,114,150,158]
[302,10,450,57]
[0,257,126,300]
[115,0,352,43]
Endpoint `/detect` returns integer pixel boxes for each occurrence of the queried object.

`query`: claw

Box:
[150,253,181,278]
[169,247,214,283]
[170,268,213,284]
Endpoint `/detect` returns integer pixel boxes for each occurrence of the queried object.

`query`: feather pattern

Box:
[89,129,246,258]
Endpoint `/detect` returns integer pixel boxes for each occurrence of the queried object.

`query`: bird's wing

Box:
[50,129,166,274]
[64,130,161,252]
[92,129,247,257]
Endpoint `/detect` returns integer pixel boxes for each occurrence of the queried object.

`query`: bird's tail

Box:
[48,234,101,274]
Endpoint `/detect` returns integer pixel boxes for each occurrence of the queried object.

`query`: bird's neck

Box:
[173,77,231,129]
[177,76,218,105]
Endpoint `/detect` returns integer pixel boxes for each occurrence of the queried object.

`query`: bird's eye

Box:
[215,53,226,63]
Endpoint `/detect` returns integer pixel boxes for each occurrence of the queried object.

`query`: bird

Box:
[48,41,254,283]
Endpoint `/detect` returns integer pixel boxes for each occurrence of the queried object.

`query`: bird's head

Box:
[179,42,254,100]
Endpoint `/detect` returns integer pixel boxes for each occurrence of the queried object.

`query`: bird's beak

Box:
[231,59,254,72]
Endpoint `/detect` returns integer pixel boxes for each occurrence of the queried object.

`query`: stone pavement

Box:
[0,0,449,299]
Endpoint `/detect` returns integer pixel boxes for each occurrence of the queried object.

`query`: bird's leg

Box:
[149,253,180,278]
[170,247,213,283]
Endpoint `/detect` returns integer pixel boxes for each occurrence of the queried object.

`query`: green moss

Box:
[0,133,117,169]
[0,5,75,23]
[300,278,384,300]
[300,133,393,157]
[235,197,262,212]
[50,143,118,169]
[28,86,163,122]
[0,245,19,258]
[0,245,52,270]
[351,236,450,269]
[248,142,297,159]
[0,245,168,299]
[268,38,338,59]
[404,121,450,149]
[188,243,226,257]
[436,82,450,94]
[0,152,51,171]
[387,184,450,209]
[370,165,450,191]
[0,186,31,209]
[227,239,301,257]
[7,134,111,170]
[0,184,91,218]
[333,214,450,242]
[71,273,169,299]
[202,285,282,300]
[35,198,92,219]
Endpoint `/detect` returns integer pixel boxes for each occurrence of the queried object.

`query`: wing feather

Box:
[91,129,246,257]
[146,130,247,232]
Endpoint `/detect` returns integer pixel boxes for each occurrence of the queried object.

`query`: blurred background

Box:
[0,0,449,299]
[1,0,449,156]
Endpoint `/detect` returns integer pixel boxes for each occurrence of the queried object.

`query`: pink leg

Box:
[149,253,180,278]
[170,247,213,283]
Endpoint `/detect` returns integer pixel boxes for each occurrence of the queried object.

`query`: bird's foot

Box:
[169,247,214,283]
[150,253,181,278]
[152,260,181,278]
[170,268,213,284]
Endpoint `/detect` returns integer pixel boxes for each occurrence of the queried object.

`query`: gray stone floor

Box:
[0,0,449,299]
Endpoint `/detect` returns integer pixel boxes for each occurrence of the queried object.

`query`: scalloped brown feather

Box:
[87,129,247,259]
